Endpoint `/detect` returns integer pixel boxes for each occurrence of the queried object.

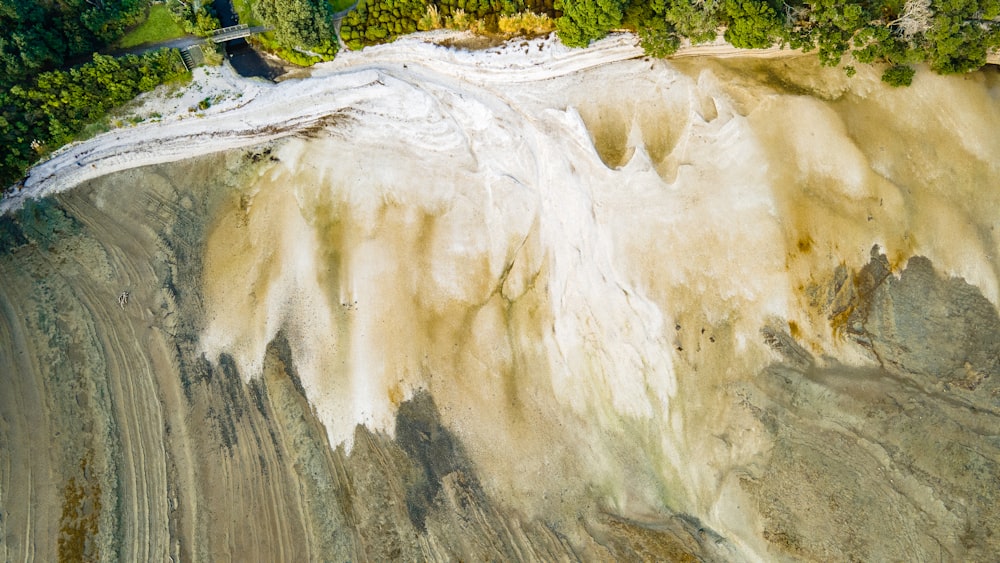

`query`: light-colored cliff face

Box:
[2,37,1000,561]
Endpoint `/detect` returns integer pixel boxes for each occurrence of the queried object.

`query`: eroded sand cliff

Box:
[2,35,1000,561]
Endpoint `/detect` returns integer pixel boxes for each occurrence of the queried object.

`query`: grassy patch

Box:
[232,0,263,26]
[251,33,330,65]
[329,0,356,12]
[117,4,187,48]
[77,119,112,141]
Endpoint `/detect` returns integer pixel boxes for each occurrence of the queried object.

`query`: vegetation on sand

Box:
[338,0,1000,87]
[340,0,554,49]
[1,51,189,189]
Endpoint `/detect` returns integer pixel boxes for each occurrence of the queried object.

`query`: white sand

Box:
[178,30,1000,556]
[3,30,813,215]
[2,32,646,213]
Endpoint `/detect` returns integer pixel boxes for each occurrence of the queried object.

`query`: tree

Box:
[554,0,626,47]
[723,0,783,49]
[882,63,916,85]
[638,23,681,56]
[255,0,339,55]
[786,0,869,66]
[665,0,724,44]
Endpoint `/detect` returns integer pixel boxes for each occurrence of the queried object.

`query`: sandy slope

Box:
[4,30,814,216]
[3,30,1000,562]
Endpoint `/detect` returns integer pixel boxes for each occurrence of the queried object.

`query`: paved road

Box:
[104,35,206,58]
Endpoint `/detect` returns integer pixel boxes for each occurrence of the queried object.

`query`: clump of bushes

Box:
[0,51,189,189]
[166,0,222,36]
[881,64,916,86]
[340,0,429,48]
[340,0,547,48]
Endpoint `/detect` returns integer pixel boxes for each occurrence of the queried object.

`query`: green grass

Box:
[329,0,356,12]
[232,0,263,26]
[117,4,187,48]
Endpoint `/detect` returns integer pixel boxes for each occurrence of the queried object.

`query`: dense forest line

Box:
[340,0,1000,84]
[0,51,188,189]
[622,0,1000,79]
[3,0,1000,190]
[0,0,146,91]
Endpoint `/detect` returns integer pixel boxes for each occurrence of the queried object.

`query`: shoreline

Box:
[2,32,644,215]
[0,31,833,216]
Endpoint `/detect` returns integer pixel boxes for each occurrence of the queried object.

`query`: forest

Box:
[0,0,225,189]
[3,0,1000,189]
[342,0,1000,85]
[0,51,188,189]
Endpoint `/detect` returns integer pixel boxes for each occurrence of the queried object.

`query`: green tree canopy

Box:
[722,0,783,49]
[255,0,336,49]
[554,0,627,47]
[786,0,870,65]
[922,0,1000,73]
[0,0,144,90]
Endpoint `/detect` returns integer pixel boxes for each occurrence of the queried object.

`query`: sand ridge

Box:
[2,32,649,214]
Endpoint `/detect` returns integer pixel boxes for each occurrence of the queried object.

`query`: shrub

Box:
[497,11,555,35]
[554,0,626,47]
[881,64,915,86]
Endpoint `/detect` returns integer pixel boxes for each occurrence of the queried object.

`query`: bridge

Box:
[176,24,273,70]
[209,24,271,43]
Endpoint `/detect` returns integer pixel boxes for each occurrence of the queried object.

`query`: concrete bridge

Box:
[209,24,271,43]
[176,25,273,70]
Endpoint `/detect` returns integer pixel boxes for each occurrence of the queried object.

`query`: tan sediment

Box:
[2,32,1000,562]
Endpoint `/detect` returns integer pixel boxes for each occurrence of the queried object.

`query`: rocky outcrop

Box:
[739,252,1000,561]
[864,255,1000,392]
